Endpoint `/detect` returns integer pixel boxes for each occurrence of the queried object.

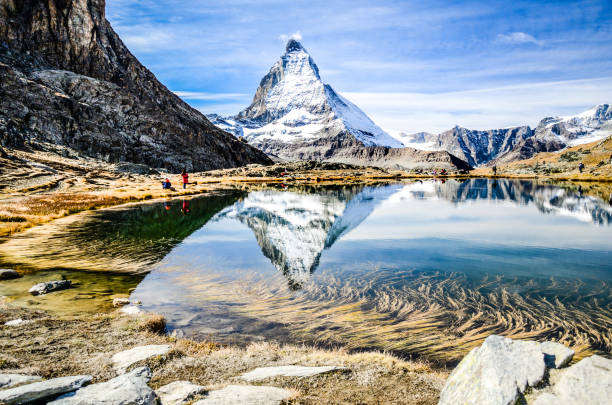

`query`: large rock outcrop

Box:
[0,0,272,171]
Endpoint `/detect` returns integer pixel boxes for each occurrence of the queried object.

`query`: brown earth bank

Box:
[0,305,447,404]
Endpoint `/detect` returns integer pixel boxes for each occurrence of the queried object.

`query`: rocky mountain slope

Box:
[209,40,471,172]
[0,0,271,171]
[398,104,611,167]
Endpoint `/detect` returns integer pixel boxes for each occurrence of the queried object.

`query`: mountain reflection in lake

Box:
[1,179,611,362]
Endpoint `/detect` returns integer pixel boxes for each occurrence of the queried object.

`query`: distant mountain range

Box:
[397,104,612,166]
[208,40,471,172]
[208,41,610,169]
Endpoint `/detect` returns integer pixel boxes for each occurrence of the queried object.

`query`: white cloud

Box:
[340,77,612,134]
[279,31,303,42]
[496,32,543,46]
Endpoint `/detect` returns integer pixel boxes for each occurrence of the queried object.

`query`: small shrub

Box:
[0,215,27,222]
[139,314,166,334]
[597,161,605,167]
[142,194,153,200]
[560,151,580,162]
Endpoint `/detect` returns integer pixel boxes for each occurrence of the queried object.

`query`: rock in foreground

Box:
[155,381,206,405]
[0,374,42,389]
[49,367,156,405]
[29,280,72,295]
[112,345,171,374]
[532,355,612,405]
[438,335,546,405]
[240,365,345,382]
[194,385,292,405]
[0,375,91,405]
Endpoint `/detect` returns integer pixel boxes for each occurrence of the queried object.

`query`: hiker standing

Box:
[181,168,189,189]
[578,162,585,173]
[492,165,497,176]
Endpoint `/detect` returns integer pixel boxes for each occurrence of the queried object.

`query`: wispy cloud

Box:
[496,32,543,46]
[279,31,303,42]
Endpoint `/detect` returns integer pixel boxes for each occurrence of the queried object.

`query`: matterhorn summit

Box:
[210,39,412,160]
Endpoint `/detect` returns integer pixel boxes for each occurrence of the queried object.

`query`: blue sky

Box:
[106,0,612,133]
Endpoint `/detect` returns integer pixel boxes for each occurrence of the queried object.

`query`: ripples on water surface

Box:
[1,179,611,363]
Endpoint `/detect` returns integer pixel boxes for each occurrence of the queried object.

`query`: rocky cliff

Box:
[0,0,271,171]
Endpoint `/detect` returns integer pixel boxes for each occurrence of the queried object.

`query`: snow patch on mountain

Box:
[537,104,612,145]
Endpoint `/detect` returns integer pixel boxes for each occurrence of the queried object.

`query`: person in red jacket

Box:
[181,168,189,189]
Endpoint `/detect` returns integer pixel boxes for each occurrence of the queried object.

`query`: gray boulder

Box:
[49,367,156,405]
[0,375,91,405]
[29,280,72,295]
[193,385,292,405]
[438,335,546,405]
[240,365,345,382]
[0,269,20,280]
[155,381,206,405]
[0,374,42,389]
[112,345,171,374]
[532,355,612,405]
[541,341,574,368]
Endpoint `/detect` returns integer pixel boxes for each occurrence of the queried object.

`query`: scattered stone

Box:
[438,335,546,405]
[3,318,32,326]
[0,375,91,405]
[0,269,20,280]
[170,329,185,339]
[240,365,345,382]
[541,341,574,368]
[28,280,72,296]
[193,385,292,405]
[532,355,612,405]
[119,305,143,316]
[155,381,206,405]
[112,344,171,374]
[49,367,156,405]
[113,297,130,307]
[0,374,42,389]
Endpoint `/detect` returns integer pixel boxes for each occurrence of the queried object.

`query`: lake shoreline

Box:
[0,304,448,404]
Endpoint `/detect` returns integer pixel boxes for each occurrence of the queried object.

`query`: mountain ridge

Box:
[0,0,271,171]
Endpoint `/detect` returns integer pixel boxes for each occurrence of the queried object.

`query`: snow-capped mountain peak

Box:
[538,103,612,146]
[221,40,402,151]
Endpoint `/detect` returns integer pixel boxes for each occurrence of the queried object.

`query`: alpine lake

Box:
[1,178,611,364]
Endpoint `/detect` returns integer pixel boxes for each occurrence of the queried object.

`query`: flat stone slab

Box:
[3,318,33,327]
[155,380,206,405]
[533,355,612,405]
[29,280,72,295]
[541,341,574,368]
[193,385,292,405]
[0,375,91,405]
[0,269,21,280]
[112,344,171,374]
[0,373,42,389]
[49,367,156,405]
[438,335,546,405]
[240,365,345,382]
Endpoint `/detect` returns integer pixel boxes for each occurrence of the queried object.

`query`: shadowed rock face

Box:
[0,0,272,171]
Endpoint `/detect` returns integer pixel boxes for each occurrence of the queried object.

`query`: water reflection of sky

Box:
[128,180,612,361]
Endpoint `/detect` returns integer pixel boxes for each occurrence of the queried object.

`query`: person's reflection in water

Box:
[164,201,171,212]
[181,199,190,215]
[578,185,583,197]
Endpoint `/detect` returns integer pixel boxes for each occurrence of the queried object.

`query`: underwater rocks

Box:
[28,280,72,295]
[0,269,20,280]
